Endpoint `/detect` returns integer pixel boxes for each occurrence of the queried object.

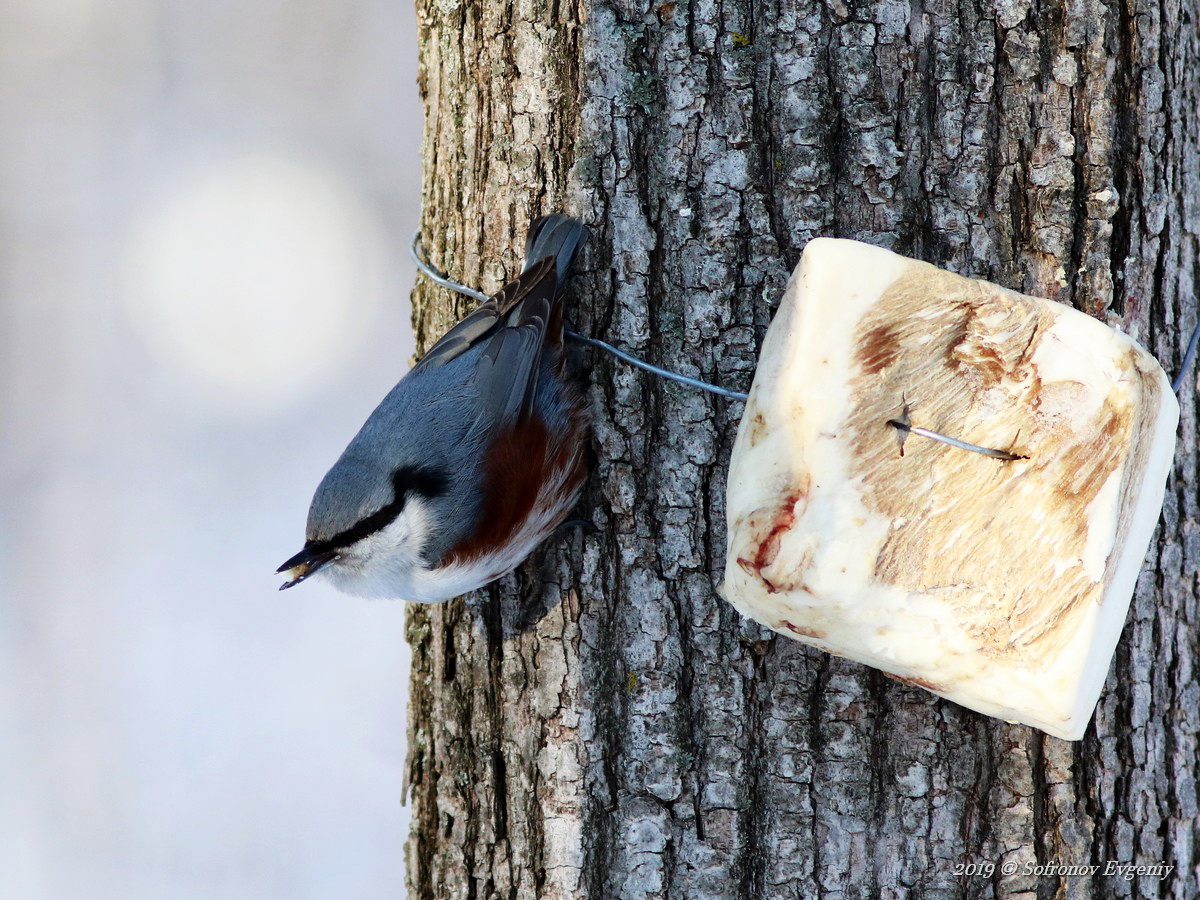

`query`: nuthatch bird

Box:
[277,214,590,601]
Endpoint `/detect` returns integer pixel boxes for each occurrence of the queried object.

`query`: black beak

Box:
[276,544,339,591]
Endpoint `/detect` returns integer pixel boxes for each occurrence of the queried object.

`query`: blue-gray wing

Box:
[411,215,587,424]
[478,259,560,424]
[413,256,559,425]
[410,298,504,374]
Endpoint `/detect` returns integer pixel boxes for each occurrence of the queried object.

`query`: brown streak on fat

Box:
[883,672,945,694]
[781,621,826,639]
[737,480,811,593]
[753,497,798,574]
[856,323,901,375]
[747,411,767,448]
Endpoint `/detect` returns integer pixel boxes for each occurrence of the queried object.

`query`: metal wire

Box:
[409,232,749,402]
[411,230,1197,407]
[409,235,488,302]
[563,331,749,401]
[887,419,1028,461]
[1172,317,1200,394]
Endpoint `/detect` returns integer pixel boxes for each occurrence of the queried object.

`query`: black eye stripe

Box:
[309,465,449,554]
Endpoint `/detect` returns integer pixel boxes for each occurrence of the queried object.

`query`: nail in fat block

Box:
[722,238,1178,740]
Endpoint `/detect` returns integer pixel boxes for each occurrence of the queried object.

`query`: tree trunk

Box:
[404,0,1199,896]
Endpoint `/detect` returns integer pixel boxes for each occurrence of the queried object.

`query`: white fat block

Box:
[723,238,1178,740]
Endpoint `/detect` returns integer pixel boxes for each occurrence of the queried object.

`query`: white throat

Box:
[314,498,515,603]
[317,499,433,600]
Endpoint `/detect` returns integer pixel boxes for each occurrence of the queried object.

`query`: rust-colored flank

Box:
[444,409,587,566]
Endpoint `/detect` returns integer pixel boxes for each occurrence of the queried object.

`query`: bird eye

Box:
[317,465,449,551]
[392,465,449,502]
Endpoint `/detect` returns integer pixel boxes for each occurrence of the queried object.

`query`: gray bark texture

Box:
[403,0,1199,896]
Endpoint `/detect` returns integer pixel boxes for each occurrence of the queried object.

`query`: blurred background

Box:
[1,1,421,897]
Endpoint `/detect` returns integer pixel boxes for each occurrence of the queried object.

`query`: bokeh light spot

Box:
[123,155,387,407]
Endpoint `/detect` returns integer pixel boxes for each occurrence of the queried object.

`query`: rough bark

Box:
[404,0,1199,897]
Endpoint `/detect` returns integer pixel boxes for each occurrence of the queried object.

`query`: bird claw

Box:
[556,518,599,537]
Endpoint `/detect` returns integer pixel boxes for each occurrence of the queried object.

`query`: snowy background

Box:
[1,1,421,897]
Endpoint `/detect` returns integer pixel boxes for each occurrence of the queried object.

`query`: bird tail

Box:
[523,214,588,290]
